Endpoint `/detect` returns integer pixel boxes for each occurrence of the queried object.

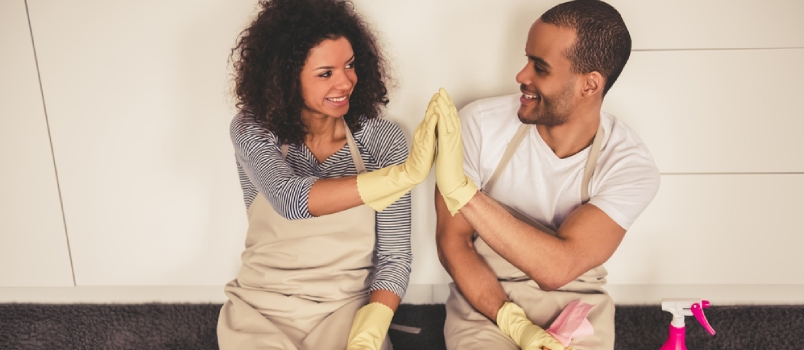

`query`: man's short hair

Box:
[541,0,631,95]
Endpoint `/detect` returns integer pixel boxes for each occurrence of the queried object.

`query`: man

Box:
[432,1,660,349]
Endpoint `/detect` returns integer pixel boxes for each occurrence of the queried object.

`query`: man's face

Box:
[516,20,580,126]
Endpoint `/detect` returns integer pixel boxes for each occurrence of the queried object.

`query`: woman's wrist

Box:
[369,289,401,312]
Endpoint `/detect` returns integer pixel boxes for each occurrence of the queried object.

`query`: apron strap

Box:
[580,121,605,204]
[342,118,367,174]
[484,123,531,194]
[278,118,367,174]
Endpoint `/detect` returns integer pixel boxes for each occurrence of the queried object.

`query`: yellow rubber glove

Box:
[356,99,438,211]
[346,302,394,350]
[497,302,568,350]
[433,88,478,215]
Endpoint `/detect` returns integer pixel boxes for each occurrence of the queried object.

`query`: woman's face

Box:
[299,36,357,120]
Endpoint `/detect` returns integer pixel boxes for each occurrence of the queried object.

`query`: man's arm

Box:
[459,191,626,291]
[435,187,508,320]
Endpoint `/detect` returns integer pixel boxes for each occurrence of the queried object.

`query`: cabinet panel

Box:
[27,0,258,285]
[605,49,804,173]
[607,174,804,284]
[0,0,73,287]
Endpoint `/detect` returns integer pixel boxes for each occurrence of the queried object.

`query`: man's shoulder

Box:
[460,94,520,118]
[602,113,655,161]
[598,113,660,192]
[459,94,521,134]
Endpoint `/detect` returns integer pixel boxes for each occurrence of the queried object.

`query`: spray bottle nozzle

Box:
[660,299,715,349]
[690,301,716,335]
[661,298,716,335]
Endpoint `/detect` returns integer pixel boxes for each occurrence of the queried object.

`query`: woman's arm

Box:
[232,115,321,219]
[234,100,438,219]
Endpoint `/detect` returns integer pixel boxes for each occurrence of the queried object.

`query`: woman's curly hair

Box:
[231,0,389,146]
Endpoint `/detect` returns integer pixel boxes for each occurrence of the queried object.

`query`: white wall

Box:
[1,0,802,304]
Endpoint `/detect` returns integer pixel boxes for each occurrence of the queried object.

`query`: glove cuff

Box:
[346,302,395,350]
[497,302,567,350]
[443,177,478,215]
[496,301,521,336]
[356,167,415,212]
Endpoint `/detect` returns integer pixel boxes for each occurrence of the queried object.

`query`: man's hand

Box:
[496,302,568,350]
[433,88,478,215]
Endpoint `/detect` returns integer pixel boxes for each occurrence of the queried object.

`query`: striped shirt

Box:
[230,113,412,299]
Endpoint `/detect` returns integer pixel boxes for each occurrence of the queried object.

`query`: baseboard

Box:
[2,284,803,305]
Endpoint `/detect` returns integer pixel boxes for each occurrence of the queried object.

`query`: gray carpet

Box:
[1,303,803,349]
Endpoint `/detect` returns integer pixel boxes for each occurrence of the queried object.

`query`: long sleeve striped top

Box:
[230,113,412,299]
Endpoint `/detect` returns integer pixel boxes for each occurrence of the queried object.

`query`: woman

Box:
[217,0,437,349]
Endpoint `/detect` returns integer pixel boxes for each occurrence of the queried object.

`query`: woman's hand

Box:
[354,97,438,211]
[346,302,394,350]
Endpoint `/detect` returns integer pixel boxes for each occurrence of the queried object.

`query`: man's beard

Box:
[518,81,575,126]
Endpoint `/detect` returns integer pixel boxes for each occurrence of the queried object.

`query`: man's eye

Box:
[319,71,332,78]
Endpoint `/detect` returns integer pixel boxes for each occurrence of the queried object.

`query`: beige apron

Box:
[445,121,615,350]
[218,119,392,350]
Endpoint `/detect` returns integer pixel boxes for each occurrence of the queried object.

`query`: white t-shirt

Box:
[460,94,660,231]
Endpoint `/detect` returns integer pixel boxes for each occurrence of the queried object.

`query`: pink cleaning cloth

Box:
[546,299,595,346]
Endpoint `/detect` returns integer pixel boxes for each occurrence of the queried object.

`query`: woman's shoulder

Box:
[359,117,405,142]
[357,116,408,165]
[230,112,279,145]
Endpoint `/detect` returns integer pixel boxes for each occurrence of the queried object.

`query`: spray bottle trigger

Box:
[691,301,716,335]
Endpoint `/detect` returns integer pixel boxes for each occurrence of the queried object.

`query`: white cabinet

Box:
[0,0,73,287]
[26,0,259,285]
[605,49,804,173]
[608,174,804,285]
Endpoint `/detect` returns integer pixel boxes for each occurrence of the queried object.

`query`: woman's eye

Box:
[319,71,332,78]
[346,62,355,69]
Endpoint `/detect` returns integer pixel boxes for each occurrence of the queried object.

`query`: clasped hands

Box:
[355,87,476,214]
[426,88,478,216]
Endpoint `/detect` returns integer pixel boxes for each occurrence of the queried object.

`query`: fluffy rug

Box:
[1,303,802,349]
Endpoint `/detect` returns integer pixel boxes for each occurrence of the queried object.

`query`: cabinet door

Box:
[26,0,258,286]
[0,0,73,287]
[608,0,804,50]
[607,174,804,285]
[604,49,804,173]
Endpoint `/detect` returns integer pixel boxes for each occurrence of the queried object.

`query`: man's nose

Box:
[515,64,532,86]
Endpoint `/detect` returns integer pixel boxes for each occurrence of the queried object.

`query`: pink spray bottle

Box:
[659,298,716,350]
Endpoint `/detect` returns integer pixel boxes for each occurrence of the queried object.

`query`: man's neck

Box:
[536,106,601,159]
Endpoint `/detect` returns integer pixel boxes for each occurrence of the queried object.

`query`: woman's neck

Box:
[300,110,347,163]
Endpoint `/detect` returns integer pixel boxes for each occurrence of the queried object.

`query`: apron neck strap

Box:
[342,118,367,174]
[580,120,605,203]
[484,123,530,194]
[484,120,605,204]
